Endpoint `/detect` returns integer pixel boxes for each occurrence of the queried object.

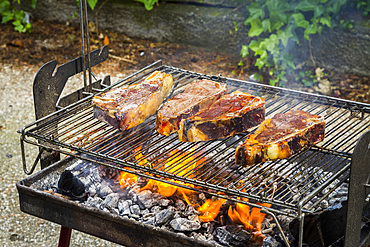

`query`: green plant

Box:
[0,0,36,32]
[135,0,159,11]
[298,70,317,87]
[235,0,358,87]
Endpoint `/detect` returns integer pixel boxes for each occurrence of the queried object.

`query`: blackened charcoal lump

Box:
[57,170,86,200]
[214,225,253,247]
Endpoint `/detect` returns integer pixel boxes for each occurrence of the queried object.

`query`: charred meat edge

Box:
[235,109,325,167]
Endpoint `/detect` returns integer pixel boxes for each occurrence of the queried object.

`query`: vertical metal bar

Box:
[344,130,370,247]
[83,0,93,92]
[79,0,87,92]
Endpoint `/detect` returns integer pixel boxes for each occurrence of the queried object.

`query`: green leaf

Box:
[304,24,318,39]
[240,45,249,57]
[320,16,332,28]
[292,13,309,28]
[245,7,265,24]
[248,18,264,37]
[262,19,271,32]
[271,20,284,31]
[277,27,292,47]
[296,0,315,12]
[2,12,14,23]
[314,5,325,17]
[135,0,158,11]
[255,57,266,69]
[87,0,98,10]
[0,1,11,11]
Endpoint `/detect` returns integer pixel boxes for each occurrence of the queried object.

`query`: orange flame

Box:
[119,146,257,225]
[198,198,226,222]
[119,170,137,188]
[228,200,271,240]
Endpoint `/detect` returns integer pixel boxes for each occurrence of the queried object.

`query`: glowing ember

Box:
[198,198,226,222]
[119,170,137,188]
[228,200,271,239]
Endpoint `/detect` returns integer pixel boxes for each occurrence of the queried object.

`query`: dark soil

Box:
[0,19,368,103]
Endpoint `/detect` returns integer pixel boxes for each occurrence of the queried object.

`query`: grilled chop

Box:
[235,109,325,166]
[93,71,173,131]
[156,80,227,135]
[178,91,265,142]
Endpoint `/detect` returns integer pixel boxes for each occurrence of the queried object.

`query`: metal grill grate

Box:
[20,62,370,217]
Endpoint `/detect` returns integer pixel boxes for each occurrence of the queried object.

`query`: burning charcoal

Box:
[159,198,171,207]
[155,207,176,226]
[202,222,215,234]
[175,199,186,211]
[85,196,103,208]
[188,214,200,224]
[99,181,113,197]
[58,170,86,200]
[184,204,198,217]
[150,205,161,214]
[169,217,201,231]
[138,191,163,209]
[142,212,155,221]
[130,214,140,220]
[262,236,281,247]
[118,200,132,215]
[143,216,155,226]
[190,232,207,242]
[101,193,120,210]
[214,225,253,247]
[130,204,141,215]
[198,193,206,203]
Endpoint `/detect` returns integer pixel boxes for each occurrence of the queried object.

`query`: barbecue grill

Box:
[17,54,370,246]
[16,1,370,246]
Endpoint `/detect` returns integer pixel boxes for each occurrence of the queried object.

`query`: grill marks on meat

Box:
[93,71,173,131]
[156,80,227,136]
[235,109,325,166]
[178,91,265,142]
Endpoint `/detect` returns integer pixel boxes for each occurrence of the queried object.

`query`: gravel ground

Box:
[0,63,123,246]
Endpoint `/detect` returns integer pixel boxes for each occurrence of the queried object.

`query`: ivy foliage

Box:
[236,0,368,86]
[0,0,36,32]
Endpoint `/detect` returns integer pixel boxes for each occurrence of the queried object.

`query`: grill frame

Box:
[20,60,370,219]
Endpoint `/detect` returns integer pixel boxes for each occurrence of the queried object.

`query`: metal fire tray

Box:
[20,60,370,217]
[16,156,213,247]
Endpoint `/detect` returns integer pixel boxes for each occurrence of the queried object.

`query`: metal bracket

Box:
[30,45,109,171]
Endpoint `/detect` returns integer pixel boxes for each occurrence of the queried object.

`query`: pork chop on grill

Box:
[235,109,325,166]
[178,91,265,142]
[156,80,227,135]
[93,71,173,131]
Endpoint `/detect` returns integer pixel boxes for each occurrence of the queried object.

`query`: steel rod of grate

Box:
[278,155,350,203]
[180,139,237,180]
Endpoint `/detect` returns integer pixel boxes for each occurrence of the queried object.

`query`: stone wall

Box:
[20,0,370,76]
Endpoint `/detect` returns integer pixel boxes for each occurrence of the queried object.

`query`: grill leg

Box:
[58,226,72,247]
